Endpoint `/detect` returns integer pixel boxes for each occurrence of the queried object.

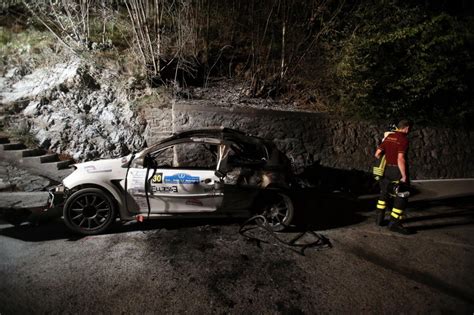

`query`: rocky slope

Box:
[1,34,472,181]
[1,56,148,161]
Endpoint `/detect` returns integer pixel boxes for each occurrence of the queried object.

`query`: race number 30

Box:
[151,173,163,184]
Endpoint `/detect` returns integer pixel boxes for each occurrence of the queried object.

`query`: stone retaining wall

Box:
[147,101,474,180]
[144,102,174,146]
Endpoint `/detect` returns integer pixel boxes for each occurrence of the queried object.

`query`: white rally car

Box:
[58,128,295,235]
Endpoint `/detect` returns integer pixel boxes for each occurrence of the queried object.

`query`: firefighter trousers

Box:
[376,165,408,221]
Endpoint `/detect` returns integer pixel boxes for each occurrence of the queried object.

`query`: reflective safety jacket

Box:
[372,131,396,180]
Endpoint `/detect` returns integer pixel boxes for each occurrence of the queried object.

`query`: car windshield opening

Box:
[153,142,218,170]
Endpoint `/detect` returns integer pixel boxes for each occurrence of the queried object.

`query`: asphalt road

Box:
[1,194,473,314]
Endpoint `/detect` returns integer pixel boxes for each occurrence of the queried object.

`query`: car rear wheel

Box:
[256,191,294,231]
[63,188,116,235]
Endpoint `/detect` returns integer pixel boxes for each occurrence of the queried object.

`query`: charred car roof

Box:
[141,127,290,171]
[146,127,271,156]
[163,127,267,145]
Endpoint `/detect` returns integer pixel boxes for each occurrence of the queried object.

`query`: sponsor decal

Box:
[84,165,112,173]
[129,170,145,177]
[151,173,163,184]
[128,188,145,194]
[131,179,143,186]
[185,199,203,206]
[164,173,200,184]
[151,186,178,193]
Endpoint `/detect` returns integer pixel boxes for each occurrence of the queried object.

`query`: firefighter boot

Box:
[388,208,413,235]
[388,219,413,235]
[375,200,387,226]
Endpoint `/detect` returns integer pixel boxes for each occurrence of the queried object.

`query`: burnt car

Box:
[58,128,294,235]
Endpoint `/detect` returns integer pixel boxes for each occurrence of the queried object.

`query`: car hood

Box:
[63,156,130,189]
[73,157,125,174]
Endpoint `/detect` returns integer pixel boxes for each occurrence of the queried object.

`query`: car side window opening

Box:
[153,142,218,169]
[220,145,264,186]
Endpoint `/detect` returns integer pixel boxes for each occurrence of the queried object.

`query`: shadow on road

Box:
[297,163,379,196]
[0,164,395,242]
[0,219,83,242]
[1,188,472,242]
[0,188,369,242]
[405,197,474,231]
[342,242,474,306]
[0,217,244,242]
[292,188,367,230]
[409,196,474,212]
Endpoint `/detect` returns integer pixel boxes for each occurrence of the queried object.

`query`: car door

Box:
[125,141,224,213]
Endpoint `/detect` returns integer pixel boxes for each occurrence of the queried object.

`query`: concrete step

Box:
[21,153,59,166]
[1,148,44,160]
[1,143,26,151]
[0,138,75,183]
[42,160,73,171]
[56,160,73,170]
[21,148,45,157]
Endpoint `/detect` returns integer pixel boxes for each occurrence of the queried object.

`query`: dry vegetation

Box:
[1,0,472,126]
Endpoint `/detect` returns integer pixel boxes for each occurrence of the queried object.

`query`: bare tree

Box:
[125,0,201,84]
[24,0,121,52]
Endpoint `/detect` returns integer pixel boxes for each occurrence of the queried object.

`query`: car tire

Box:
[63,188,116,235]
[255,190,294,231]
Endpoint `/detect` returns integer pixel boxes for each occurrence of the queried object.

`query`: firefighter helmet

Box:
[388,181,410,198]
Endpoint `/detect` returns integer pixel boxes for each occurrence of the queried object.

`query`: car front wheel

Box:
[63,188,116,235]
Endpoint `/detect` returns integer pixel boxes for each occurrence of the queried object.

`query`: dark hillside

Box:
[1,0,473,127]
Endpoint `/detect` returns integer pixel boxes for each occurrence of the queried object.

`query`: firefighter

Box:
[374,119,414,235]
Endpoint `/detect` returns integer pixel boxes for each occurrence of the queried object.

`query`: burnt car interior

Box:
[122,128,293,221]
[150,142,218,170]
